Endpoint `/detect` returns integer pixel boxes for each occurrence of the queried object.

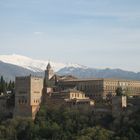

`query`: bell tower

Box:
[44,63,54,86]
[43,63,54,99]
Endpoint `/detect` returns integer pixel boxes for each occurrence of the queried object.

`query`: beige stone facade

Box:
[14,75,43,119]
[58,78,140,100]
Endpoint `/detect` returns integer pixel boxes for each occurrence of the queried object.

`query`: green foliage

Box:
[0,118,33,140]
[0,105,140,140]
[75,126,113,140]
[0,76,6,94]
[0,76,15,94]
[116,87,124,96]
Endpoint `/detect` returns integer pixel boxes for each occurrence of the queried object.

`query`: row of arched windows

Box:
[33,99,40,103]
[19,99,27,104]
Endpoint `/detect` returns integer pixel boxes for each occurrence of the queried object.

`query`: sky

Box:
[0,0,140,72]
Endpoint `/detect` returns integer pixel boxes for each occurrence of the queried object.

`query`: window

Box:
[25,100,27,103]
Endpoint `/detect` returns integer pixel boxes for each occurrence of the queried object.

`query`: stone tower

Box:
[14,75,43,119]
[44,63,54,86]
[43,63,54,102]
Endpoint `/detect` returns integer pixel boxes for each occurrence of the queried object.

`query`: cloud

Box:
[34,32,43,35]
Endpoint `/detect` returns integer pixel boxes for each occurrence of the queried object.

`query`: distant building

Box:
[48,89,94,108]
[58,79,140,100]
[14,75,43,119]
[64,89,94,107]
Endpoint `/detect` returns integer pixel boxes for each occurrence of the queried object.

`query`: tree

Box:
[75,127,113,140]
[125,88,131,97]
[0,76,6,94]
[116,87,124,96]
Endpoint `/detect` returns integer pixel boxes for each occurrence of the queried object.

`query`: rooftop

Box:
[61,78,140,83]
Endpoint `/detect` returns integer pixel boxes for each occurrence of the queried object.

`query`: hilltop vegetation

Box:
[0,105,140,140]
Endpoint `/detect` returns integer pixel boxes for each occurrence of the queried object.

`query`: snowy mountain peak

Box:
[65,63,88,69]
[0,54,88,72]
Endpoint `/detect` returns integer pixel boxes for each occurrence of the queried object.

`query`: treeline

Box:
[0,105,140,140]
[0,76,15,94]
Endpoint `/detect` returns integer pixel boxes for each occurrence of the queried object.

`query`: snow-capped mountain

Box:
[1,60,140,82]
[0,54,87,72]
[1,54,140,82]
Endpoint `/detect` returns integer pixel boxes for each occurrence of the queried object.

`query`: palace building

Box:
[14,63,140,119]
[57,78,140,100]
[45,63,140,100]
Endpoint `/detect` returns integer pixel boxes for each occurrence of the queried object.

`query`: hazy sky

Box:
[0,0,140,72]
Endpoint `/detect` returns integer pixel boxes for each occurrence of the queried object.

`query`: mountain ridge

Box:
[57,67,140,81]
[0,54,86,72]
[0,54,140,81]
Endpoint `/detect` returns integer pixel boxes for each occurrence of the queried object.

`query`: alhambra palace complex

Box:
[14,63,140,119]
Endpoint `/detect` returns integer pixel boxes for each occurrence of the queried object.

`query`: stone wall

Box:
[14,75,43,119]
